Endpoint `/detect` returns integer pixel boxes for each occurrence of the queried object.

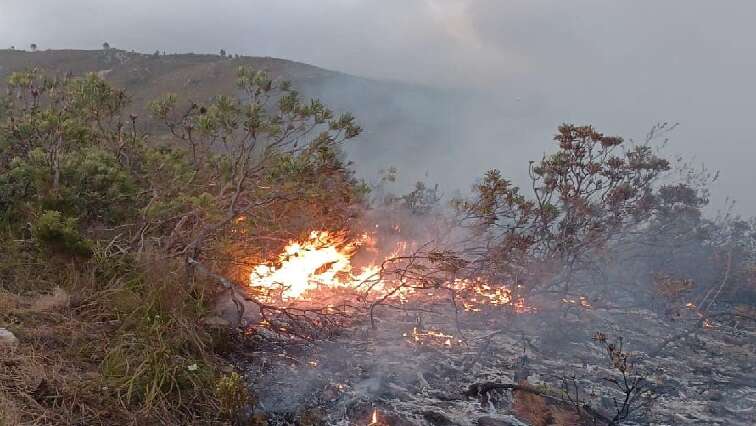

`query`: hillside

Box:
[0,49,463,188]
[1,50,753,425]
[0,49,337,110]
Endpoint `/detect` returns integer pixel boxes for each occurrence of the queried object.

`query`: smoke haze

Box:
[2,0,755,213]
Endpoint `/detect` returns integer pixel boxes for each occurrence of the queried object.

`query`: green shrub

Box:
[215,371,249,418]
[33,210,92,256]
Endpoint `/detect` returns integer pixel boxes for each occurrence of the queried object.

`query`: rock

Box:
[213,292,260,327]
[0,328,19,350]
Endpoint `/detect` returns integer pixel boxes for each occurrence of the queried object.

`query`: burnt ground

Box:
[233,300,755,425]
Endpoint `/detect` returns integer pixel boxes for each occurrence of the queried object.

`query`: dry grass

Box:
[29,287,70,312]
[0,240,247,425]
[512,388,582,426]
[512,390,551,426]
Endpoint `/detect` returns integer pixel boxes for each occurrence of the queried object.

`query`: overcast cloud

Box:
[1,0,755,213]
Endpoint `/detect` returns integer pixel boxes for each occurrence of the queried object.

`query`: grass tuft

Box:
[0,237,250,425]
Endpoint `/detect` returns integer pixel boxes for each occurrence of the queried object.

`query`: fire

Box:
[561,296,592,309]
[369,409,379,425]
[250,231,378,300]
[248,229,531,314]
[453,278,530,313]
[403,327,462,346]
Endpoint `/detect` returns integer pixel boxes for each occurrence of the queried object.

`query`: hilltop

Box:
[0,49,331,96]
[0,48,461,186]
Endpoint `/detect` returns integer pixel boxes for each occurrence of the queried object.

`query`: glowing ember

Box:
[453,278,530,313]
[561,296,592,308]
[403,327,462,346]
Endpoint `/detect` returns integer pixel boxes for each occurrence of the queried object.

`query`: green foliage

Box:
[148,93,177,119]
[66,73,128,119]
[59,147,137,220]
[144,64,365,256]
[90,251,234,419]
[0,70,139,225]
[402,181,441,215]
[7,70,38,88]
[215,372,249,417]
[33,210,92,256]
[0,67,365,422]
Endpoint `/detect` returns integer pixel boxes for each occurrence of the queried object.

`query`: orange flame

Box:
[250,231,378,300]
[402,327,464,347]
[248,229,530,314]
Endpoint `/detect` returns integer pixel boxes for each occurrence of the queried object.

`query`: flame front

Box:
[248,229,534,315]
[250,231,377,300]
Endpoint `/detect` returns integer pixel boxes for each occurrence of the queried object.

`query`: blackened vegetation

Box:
[463,333,658,425]
[230,123,754,424]
[591,333,657,424]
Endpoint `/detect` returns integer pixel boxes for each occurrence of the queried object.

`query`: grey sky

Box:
[1,0,755,213]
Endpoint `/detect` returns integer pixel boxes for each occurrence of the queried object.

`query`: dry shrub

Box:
[249,413,270,425]
[95,254,232,422]
[215,371,249,418]
[297,408,326,426]
[653,273,696,317]
[30,286,70,312]
[654,273,695,301]
[0,345,111,425]
[512,389,582,426]
[0,393,21,426]
[0,242,248,425]
[513,390,551,426]
[551,406,581,426]
[0,291,19,312]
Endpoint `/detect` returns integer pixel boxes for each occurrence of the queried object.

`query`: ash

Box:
[234,302,755,425]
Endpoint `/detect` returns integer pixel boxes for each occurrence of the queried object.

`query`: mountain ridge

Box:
[0,48,468,189]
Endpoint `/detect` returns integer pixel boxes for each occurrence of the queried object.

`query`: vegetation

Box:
[457,123,755,308]
[0,67,363,424]
[0,59,752,425]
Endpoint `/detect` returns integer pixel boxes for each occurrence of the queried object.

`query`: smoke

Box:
[2,4,754,423]
[2,0,754,214]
